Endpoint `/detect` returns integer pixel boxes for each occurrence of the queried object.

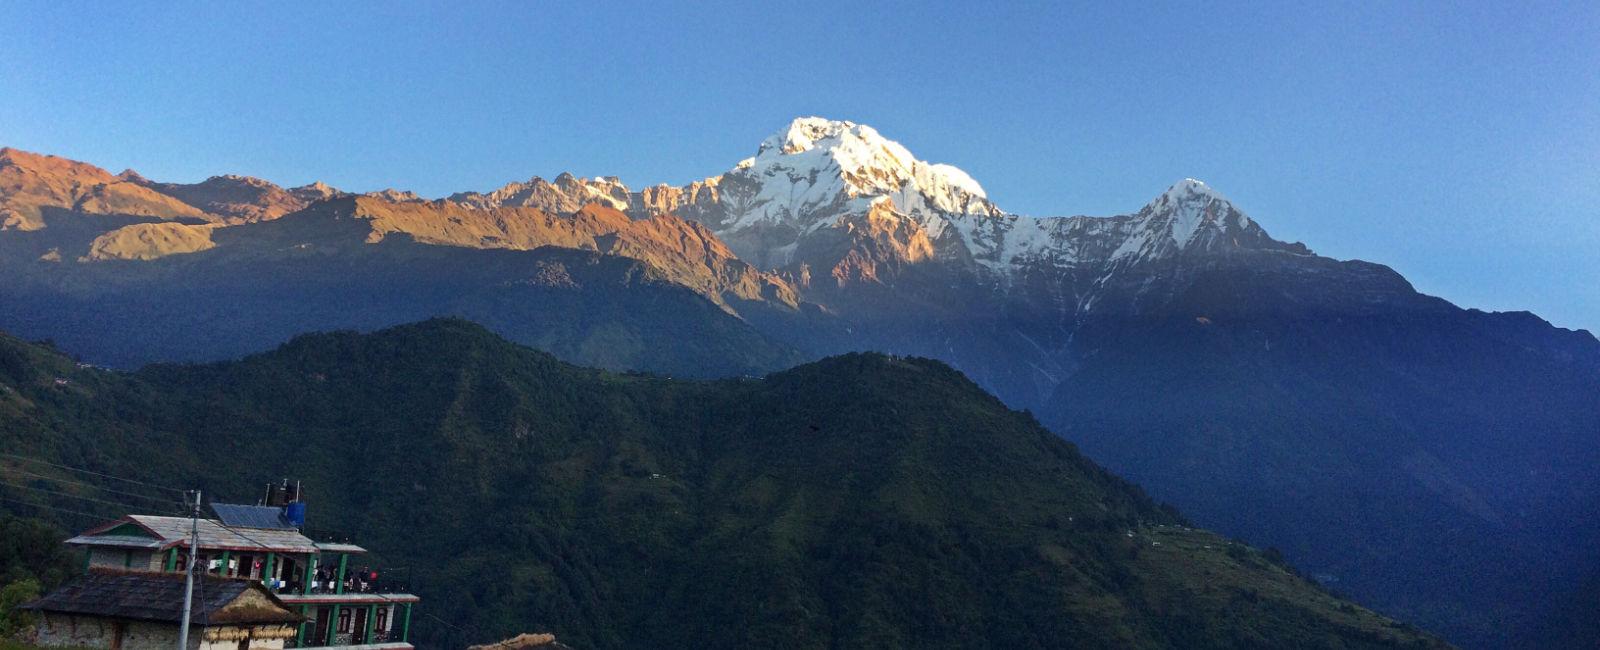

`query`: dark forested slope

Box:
[0,320,1445,649]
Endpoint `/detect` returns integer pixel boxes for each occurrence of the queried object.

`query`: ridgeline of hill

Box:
[0,320,1445,649]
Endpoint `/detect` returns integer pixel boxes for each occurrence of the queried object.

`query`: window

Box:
[337,607,351,633]
[376,607,388,632]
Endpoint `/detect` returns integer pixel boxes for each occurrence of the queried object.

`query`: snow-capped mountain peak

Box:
[428,118,1291,284]
[1138,178,1253,247]
[1145,178,1239,218]
[736,117,994,222]
[775,117,986,199]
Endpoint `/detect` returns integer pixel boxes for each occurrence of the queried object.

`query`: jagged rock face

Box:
[253,196,797,311]
[0,147,794,316]
[136,174,317,224]
[425,119,1309,319]
[449,172,630,213]
[472,119,1307,317]
[634,178,721,219]
[360,188,427,203]
[0,147,212,231]
[289,180,343,203]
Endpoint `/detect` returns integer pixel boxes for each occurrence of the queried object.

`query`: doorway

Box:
[352,607,369,644]
[314,606,332,646]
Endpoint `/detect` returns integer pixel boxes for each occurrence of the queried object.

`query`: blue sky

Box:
[3,1,1597,329]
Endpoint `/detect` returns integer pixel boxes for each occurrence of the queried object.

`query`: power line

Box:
[0,494,120,524]
[0,452,186,494]
[0,463,185,509]
[0,477,184,517]
[421,611,487,642]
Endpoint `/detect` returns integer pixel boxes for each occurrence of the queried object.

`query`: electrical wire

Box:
[0,493,119,523]
[0,462,186,508]
[0,476,184,516]
[0,452,186,494]
[422,611,487,642]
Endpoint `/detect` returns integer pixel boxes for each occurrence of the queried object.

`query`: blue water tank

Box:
[284,501,306,528]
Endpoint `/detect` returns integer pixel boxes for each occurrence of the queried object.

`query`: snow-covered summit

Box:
[1161,178,1225,201]
[718,117,997,234]
[753,117,986,197]
[1143,179,1244,224]
[1137,178,1253,247]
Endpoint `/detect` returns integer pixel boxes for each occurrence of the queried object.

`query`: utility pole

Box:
[177,489,201,650]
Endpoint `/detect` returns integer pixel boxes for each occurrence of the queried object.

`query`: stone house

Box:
[23,569,303,650]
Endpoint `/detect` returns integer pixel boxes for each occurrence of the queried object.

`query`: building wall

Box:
[37,614,292,650]
[36,613,112,648]
[86,549,124,570]
[36,614,179,650]
[86,548,160,571]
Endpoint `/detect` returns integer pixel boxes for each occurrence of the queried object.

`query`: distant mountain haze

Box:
[2,118,1595,648]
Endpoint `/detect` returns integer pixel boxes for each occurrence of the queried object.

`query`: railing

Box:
[285,611,406,648]
[289,631,397,648]
[269,574,410,596]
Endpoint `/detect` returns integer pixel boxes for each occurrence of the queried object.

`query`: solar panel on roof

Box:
[211,502,295,530]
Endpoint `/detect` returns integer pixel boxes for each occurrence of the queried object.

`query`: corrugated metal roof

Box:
[65,534,163,550]
[68,516,319,554]
[211,503,295,530]
[314,542,368,554]
[21,570,303,625]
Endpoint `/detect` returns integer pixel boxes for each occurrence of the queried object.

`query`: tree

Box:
[0,578,40,639]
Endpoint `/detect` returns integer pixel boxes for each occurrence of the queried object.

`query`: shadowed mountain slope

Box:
[0,320,1446,649]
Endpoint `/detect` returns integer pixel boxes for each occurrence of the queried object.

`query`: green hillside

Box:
[0,320,1446,648]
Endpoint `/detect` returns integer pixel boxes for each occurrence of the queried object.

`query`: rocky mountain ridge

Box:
[435,119,1305,292]
[2,118,1312,319]
[0,147,210,230]
[0,149,796,314]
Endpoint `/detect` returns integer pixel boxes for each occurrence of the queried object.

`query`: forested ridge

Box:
[0,319,1445,648]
